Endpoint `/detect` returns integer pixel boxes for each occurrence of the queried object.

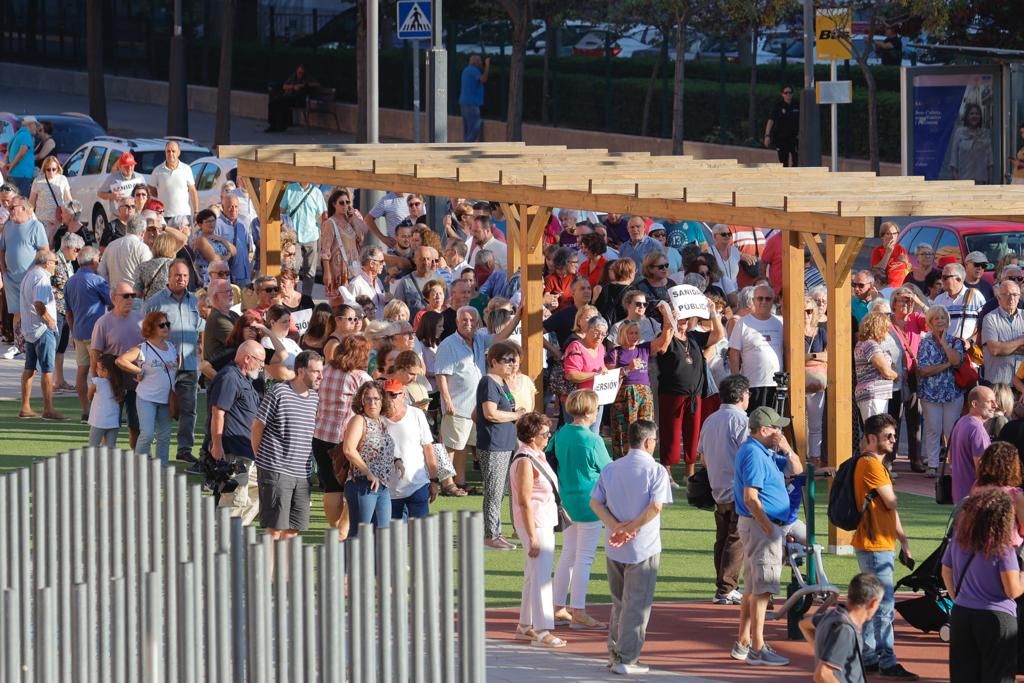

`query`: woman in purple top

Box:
[942,488,1024,683]
[606,320,653,458]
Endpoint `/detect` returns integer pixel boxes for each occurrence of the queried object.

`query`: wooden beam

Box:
[826,234,855,553]
[518,204,547,397]
[781,230,807,459]
[803,234,827,276]
[253,177,284,277]
[504,203,520,275]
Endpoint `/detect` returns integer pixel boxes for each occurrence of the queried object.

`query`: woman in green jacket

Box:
[550,389,613,630]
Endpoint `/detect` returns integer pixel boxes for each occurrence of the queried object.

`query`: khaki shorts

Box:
[738,515,784,595]
[74,339,91,367]
[440,414,476,451]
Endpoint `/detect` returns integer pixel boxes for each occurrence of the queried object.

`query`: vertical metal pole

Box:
[411,518,425,683]
[0,477,6,592]
[800,2,821,166]
[180,563,197,683]
[323,532,345,683]
[457,511,470,682]
[124,452,140,681]
[425,515,441,681]
[189,484,205,683]
[377,525,393,683]
[37,586,55,683]
[367,0,379,143]
[275,540,289,683]
[231,517,248,683]
[74,583,91,683]
[97,447,111,683]
[830,60,839,172]
[6,478,22,666]
[46,458,59,593]
[84,448,99,683]
[31,463,45,591]
[439,512,456,682]
[413,40,421,143]
[391,520,409,683]
[2,589,19,683]
[112,577,127,683]
[465,513,486,681]
[203,499,217,683]
[289,537,304,683]
[163,468,178,683]
[347,537,362,681]
[215,552,232,683]
[303,546,317,683]
[111,449,124,581]
[360,526,376,683]
[17,468,33,673]
[144,572,164,683]
[149,460,162,577]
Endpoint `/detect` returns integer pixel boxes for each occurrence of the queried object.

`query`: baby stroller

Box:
[894,507,957,642]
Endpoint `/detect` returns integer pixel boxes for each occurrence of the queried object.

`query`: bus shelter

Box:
[220,142,1024,547]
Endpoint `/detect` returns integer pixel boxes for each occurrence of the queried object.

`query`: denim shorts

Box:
[24,328,57,373]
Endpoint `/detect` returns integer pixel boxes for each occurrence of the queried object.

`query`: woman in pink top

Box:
[563,315,611,434]
[312,335,372,539]
[511,413,566,649]
[891,286,929,472]
[972,442,1024,548]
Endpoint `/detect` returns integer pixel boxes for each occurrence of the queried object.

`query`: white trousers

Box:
[553,520,604,610]
[515,522,556,631]
[857,398,889,423]
[806,391,826,460]
[921,396,964,468]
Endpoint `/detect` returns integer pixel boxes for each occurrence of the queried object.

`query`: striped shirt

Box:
[367,192,410,236]
[934,287,986,342]
[255,382,319,478]
[313,368,372,444]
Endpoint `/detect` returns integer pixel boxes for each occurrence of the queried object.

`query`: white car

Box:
[190,156,238,211]
[63,136,210,235]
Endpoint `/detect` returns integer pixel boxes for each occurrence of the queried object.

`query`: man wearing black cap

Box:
[730,406,802,667]
[963,250,995,301]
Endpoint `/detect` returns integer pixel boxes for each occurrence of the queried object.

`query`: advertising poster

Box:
[911,71,998,184]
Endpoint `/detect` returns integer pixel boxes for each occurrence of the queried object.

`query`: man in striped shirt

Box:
[253,350,323,540]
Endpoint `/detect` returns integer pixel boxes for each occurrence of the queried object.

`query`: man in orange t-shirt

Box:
[870,222,911,288]
[851,413,918,680]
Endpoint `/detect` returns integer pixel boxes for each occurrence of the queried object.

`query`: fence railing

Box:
[0,446,486,682]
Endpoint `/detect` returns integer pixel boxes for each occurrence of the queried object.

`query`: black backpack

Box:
[827,453,878,531]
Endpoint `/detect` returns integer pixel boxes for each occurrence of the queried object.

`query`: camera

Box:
[198,454,249,498]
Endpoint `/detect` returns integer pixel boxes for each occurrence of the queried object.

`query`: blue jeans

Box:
[461,104,481,142]
[391,482,430,520]
[136,396,172,464]
[174,370,199,458]
[856,549,897,668]
[345,478,392,537]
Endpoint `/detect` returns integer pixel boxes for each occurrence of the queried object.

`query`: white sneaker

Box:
[610,662,650,675]
[1,346,18,360]
[725,589,743,602]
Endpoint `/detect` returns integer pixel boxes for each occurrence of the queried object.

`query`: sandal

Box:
[530,630,567,648]
[441,482,468,497]
[56,382,75,392]
[514,624,537,641]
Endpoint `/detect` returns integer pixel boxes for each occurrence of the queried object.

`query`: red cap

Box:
[382,378,405,393]
[937,255,959,267]
[118,152,137,167]
[144,198,165,212]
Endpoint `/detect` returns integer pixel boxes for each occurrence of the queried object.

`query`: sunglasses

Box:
[941,275,960,280]
[1007,276,1024,282]
[851,283,868,289]
[881,433,897,442]
[157,322,171,329]
[652,264,669,270]
[386,392,403,398]
[409,201,423,207]
[755,296,774,302]
[632,301,648,308]
[262,287,280,293]
[498,356,517,364]
[363,395,382,403]
[336,199,351,205]
[783,90,793,94]
[340,316,360,322]
[117,293,138,299]
[804,309,815,314]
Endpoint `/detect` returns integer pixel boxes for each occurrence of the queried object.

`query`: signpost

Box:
[815,9,853,172]
[397,0,432,144]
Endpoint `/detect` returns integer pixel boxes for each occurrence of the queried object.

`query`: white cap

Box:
[20,115,38,124]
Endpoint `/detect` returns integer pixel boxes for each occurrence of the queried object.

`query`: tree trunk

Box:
[86,0,108,129]
[671,17,688,155]
[864,64,880,172]
[748,28,759,143]
[356,0,368,143]
[505,7,530,141]
[541,22,555,125]
[641,40,664,138]
[214,0,236,147]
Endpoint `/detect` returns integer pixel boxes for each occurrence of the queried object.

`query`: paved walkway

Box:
[487,641,719,682]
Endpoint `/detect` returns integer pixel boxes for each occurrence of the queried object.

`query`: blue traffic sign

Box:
[397,0,432,40]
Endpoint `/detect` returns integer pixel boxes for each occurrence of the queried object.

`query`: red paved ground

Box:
[488,599,950,681]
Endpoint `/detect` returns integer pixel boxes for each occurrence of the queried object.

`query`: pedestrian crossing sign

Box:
[397,0,432,40]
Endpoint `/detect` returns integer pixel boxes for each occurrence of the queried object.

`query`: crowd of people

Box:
[4,113,1024,676]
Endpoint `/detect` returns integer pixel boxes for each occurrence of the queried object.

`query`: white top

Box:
[98,234,153,287]
[31,174,70,226]
[386,405,433,499]
[341,271,386,318]
[19,265,55,343]
[88,377,121,429]
[262,335,302,370]
[135,340,178,404]
[934,287,986,342]
[151,162,196,217]
[728,313,785,388]
[466,235,507,272]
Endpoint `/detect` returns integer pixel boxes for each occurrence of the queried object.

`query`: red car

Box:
[897,218,1024,283]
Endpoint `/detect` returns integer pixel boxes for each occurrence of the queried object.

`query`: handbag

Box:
[146,342,179,420]
[953,357,979,390]
[891,324,918,393]
[685,468,716,511]
[511,452,573,533]
[934,417,960,504]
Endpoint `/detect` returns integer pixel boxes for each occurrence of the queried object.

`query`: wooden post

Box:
[518,204,550,397]
[781,230,806,457]
[825,233,864,553]
[240,177,284,276]
[500,202,521,275]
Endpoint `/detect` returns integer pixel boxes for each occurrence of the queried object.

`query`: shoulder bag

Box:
[145,341,179,420]
[935,417,961,504]
[286,185,316,222]
[510,452,573,532]
[891,323,917,393]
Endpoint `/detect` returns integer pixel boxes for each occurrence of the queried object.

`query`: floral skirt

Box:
[610,384,654,458]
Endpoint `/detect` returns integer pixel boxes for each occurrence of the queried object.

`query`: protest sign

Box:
[668,285,710,320]
[592,370,622,406]
[292,308,313,335]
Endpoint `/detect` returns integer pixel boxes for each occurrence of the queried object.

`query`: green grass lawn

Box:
[0,395,954,607]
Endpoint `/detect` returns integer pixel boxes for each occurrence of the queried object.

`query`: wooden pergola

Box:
[220,142,1024,548]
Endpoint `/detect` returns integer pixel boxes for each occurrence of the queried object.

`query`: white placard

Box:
[668,285,710,320]
[291,308,313,335]
[110,177,142,198]
[592,370,622,406]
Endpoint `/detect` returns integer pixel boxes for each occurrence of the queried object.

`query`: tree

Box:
[947,0,1024,50]
[214,0,237,147]
[494,0,539,140]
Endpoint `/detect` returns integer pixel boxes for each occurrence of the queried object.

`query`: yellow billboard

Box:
[815,8,852,61]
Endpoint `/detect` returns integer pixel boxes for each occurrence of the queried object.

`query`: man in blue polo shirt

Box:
[731,406,803,667]
[459,55,490,142]
[5,116,37,196]
[64,246,111,421]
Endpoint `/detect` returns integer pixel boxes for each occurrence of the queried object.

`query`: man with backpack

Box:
[799,572,885,682]
[849,413,918,680]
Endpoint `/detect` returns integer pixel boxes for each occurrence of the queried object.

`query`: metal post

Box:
[97,448,111,682]
[215,552,232,683]
[427,0,448,233]
[439,512,455,682]
[250,536,270,683]
[348,537,362,681]
[391,520,409,682]
[36,586,55,683]
[124,452,140,681]
[144,572,163,683]
[150,460,162,576]
[180,563,197,683]
[74,583,90,683]
[203,499,216,683]
[167,0,189,136]
[413,40,421,143]
[830,60,838,172]
[0,477,6,592]
[163,467,178,683]
[303,546,316,683]
[377,526,392,682]
[2,589,19,683]
[425,515,441,681]
[84,448,99,683]
[231,517,248,683]
[289,537,304,683]
[359,526,376,683]
[323,532,345,683]
[275,540,289,683]
[411,518,425,683]
[112,577,127,683]
[367,0,379,144]
[467,513,486,681]
[800,0,821,166]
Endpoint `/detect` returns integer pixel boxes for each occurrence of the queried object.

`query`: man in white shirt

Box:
[728,284,784,411]
[150,141,198,221]
[98,216,153,288]
[934,262,985,347]
[19,250,65,420]
[366,191,410,244]
[466,215,507,272]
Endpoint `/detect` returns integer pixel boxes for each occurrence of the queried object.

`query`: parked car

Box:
[454,21,544,56]
[897,218,1024,283]
[571,29,654,58]
[190,156,239,211]
[63,136,210,235]
[0,113,107,167]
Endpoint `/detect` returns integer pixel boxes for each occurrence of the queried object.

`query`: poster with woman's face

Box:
[910,70,999,184]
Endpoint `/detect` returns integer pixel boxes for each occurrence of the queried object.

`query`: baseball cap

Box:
[965,251,991,267]
[749,406,791,430]
[20,115,38,124]
[118,152,137,167]
[144,198,165,212]
[648,222,666,235]
[381,378,405,393]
